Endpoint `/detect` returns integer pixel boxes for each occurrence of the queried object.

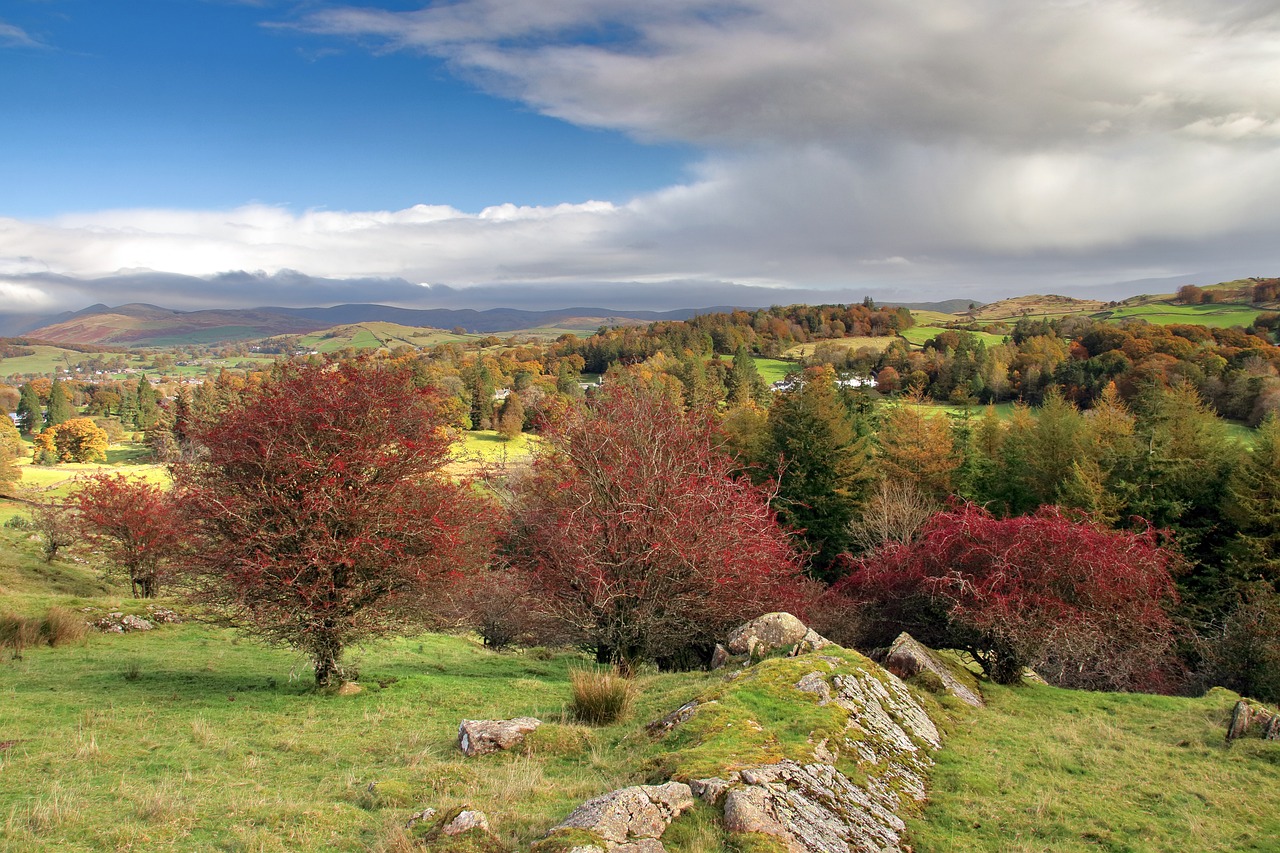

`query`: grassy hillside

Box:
[899,326,1008,348]
[1,504,1278,851]
[1101,302,1268,328]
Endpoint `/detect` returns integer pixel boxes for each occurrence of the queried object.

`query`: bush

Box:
[834,503,1183,691]
[569,667,634,725]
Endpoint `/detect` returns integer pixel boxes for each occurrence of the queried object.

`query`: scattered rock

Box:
[709,644,730,670]
[90,612,152,633]
[726,612,811,658]
[880,633,984,707]
[645,700,698,737]
[145,607,182,624]
[444,809,491,835]
[458,716,542,757]
[788,629,832,656]
[553,782,694,847]
[405,807,437,831]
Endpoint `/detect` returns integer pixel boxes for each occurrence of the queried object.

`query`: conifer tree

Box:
[16,383,41,435]
[134,376,161,430]
[1224,413,1280,590]
[43,376,72,429]
[764,366,874,579]
[876,391,959,501]
[496,391,525,440]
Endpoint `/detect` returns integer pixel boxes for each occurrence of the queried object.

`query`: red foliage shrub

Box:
[173,361,495,686]
[833,503,1182,691]
[503,384,814,671]
[71,474,183,598]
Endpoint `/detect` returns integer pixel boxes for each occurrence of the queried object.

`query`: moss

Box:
[527,827,608,852]
[727,831,791,853]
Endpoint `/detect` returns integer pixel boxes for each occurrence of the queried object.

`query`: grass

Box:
[783,337,895,358]
[899,326,1009,348]
[1100,302,1266,329]
[569,667,635,725]
[749,356,797,385]
[0,346,131,378]
[907,682,1280,852]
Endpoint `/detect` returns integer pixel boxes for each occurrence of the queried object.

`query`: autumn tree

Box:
[835,503,1182,691]
[763,366,874,579]
[173,361,494,687]
[875,391,960,500]
[503,384,813,672]
[32,418,109,464]
[71,474,183,598]
[496,391,525,440]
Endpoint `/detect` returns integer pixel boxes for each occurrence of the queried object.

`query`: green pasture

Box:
[909,682,1280,852]
[751,356,798,385]
[1100,302,1266,329]
[0,346,128,379]
[294,323,481,354]
[898,326,1008,348]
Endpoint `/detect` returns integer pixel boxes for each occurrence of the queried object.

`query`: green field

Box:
[1101,302,1266,329]
[898,326,1009,348]
[293,323,482,354]
[0,346,131,379]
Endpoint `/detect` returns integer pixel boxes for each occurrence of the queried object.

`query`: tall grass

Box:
[569,667,635,725]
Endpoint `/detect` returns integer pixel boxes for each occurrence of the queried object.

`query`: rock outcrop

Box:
[880,632,984,708]
[726,612,829,658]
[540,782,695,851]
[458,717,542,757]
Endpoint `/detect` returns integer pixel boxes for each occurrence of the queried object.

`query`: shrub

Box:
[834,503,1183,691]
[569,667,634,725]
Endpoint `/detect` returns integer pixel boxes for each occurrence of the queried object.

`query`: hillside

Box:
[0,514,1276,851]
[964,294,1109,322]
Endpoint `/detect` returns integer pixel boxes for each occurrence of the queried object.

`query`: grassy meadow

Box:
[898,326,1009,348]
[1102,302,1267,329]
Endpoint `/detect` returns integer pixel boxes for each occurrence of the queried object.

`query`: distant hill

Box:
[965,294,1109,321]
[23,299,978,347]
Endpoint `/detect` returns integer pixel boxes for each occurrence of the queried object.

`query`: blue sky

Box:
[1,0,689,217]
[2,1,1279,312]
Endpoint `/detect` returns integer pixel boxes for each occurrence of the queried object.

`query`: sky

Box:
[2,0,1280,314]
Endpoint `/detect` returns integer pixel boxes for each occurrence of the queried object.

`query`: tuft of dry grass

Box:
[42,606,88,646]
[569,667,634,726]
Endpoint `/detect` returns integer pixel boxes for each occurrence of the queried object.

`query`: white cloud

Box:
[0,21,43,49]
[5,1,1279,311]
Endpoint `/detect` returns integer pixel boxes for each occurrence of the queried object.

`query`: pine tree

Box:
[764,366,874,580]
[726,346,767,405]
[43,376,72,429]
[1224,413,1280,590]
[16,383,41,435]
[134,376,161,431]
[496,391,525,440]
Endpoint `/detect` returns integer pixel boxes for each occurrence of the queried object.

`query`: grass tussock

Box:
[569,667,634,725]
[0,605,87,655]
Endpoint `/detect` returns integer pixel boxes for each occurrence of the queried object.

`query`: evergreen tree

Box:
[1224,413,1280,591]
[726,346,767,405]
[1024,388,1087,506]
[16,383,41,435]
[134,376,161,430]
[43,376,72,429]
[764,366,874,580]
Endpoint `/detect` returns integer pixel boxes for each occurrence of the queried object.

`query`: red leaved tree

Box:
[502,383,814,672]
[173,361,494,687]
[71,474,184,598]
[833,503,1182,691]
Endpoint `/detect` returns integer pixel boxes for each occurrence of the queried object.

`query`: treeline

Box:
[822,315,1280,425]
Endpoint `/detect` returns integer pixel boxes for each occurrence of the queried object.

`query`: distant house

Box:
[770,372,874,392]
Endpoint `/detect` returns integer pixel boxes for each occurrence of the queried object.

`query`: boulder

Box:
[553,782,694,848]
[881,633,984,707]
[726,613,814,658]
[645,700,699,737]
[457,716,542,757]
[443,809,491,835]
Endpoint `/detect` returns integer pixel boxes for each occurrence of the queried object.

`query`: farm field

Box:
[750,356,798,385]
[0,346,133,379]
[293,323,481,354]
[783,337,896,359]
[1102,302,1266,328]
[898,326,1008,348]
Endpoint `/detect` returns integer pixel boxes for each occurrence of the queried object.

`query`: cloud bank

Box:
[4,0,1279,312]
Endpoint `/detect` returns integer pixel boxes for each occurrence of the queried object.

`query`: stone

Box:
[881,633,984,707]
[404,807,437,831]
[709,644,730,670]
[457,716,542,757]
[554,782,694,846]
[335,682,362,696]
[443,809,491,835]
[789,629,833,656]
[689,777,732,804]
[645,700,698,737]
[726,612,812,658]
